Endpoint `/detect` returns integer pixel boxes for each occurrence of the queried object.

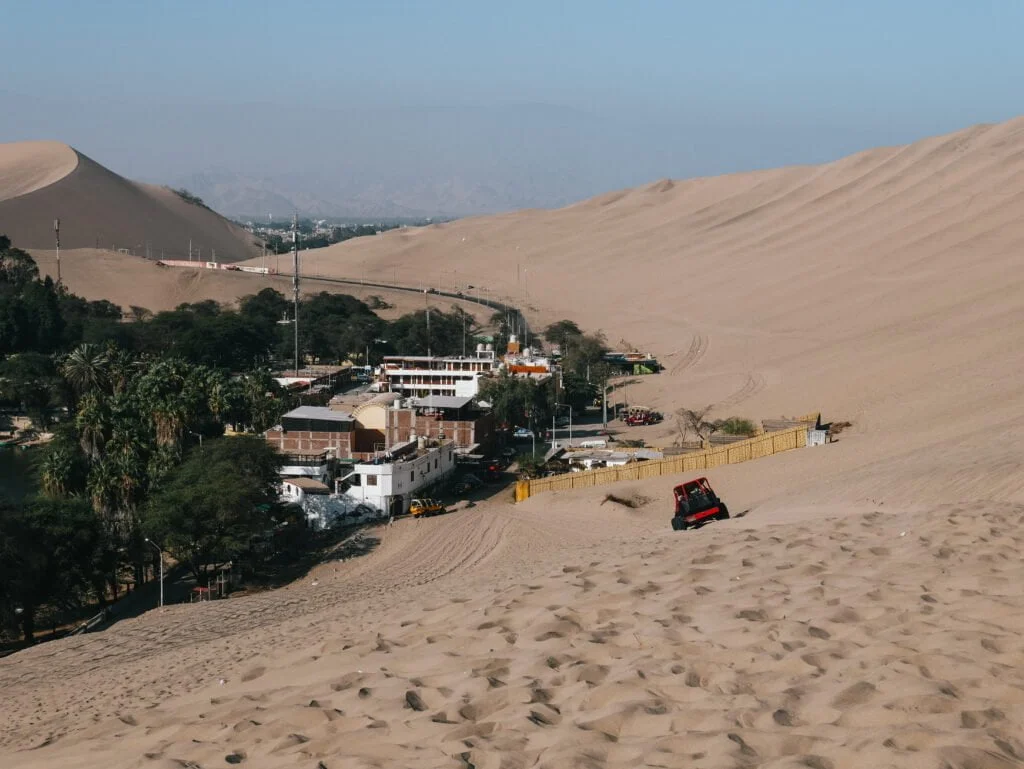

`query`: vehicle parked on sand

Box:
[453,473,483,495]
[410,498,445,517]
[624,408,663,426]
[670,477,730,530]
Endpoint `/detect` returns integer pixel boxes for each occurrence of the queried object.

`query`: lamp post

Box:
[189,430,203,449]
[553,403,572,448]
[144,538,164,608]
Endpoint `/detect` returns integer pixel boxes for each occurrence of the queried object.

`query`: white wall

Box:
[341,443,457,514]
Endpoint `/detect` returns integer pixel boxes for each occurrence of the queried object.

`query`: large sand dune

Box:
[4,118,1024,768]
[0,141,259,262]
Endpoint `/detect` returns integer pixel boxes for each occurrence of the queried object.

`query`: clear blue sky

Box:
[4,0,1024,214]
[7,0,1023,113]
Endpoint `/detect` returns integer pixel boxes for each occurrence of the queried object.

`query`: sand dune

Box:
[4,118,1024,768]
[236,115,1024,506]
[0,141,259,262]
[0,141,79,202]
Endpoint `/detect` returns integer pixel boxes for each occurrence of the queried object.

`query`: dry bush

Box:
[601,490,652,509]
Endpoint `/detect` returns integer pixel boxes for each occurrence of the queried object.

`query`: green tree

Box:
[141,436,281,580]
[0,496,109,644]
[543,319,582,348]
[478,370,551,431]
[61,343,111,398]
[0,352,64,428]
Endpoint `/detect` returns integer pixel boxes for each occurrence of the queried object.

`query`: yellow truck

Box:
[410,498,445,517]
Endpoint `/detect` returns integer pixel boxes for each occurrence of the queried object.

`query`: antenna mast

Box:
[292,213,300,376]
[54,218,61,286]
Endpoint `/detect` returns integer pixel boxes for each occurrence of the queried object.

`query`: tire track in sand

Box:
[714,371,767,410]
[669,331,708,375]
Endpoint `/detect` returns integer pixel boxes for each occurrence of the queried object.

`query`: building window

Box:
[366,475,378,486]
[434,458,438,469]
[410,471,415,482]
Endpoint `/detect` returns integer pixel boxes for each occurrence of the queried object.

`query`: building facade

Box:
[384,395,495,452]
[380,347,497,398]
[339,438,456,515]
[265,405,355,461]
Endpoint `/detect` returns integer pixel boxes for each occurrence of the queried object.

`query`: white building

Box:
[338,438,456,516]
[279,476,382,531]
[381,345,497,398]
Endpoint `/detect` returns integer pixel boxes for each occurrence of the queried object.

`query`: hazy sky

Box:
[5,0,1024,214]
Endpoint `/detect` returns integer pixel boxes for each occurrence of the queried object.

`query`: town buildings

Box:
[338,437,456,517]
[380,345,498,398]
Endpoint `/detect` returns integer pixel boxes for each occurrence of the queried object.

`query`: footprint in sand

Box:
[831,681,877,708]
[240,666,265,682]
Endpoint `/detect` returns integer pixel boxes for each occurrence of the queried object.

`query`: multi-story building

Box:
[380,345,497,398]
[264,406,355,474]
[339,437,457,516]
[385,395,495,452]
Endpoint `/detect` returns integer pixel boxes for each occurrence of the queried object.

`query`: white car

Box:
[513,427,534,440]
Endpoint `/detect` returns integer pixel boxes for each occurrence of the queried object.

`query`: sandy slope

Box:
[0,141,79,202]
[28,248,483,320]
[0,141,259,262]
[4,118,1024,768]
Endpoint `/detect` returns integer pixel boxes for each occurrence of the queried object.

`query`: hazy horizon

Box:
[5,1,1024,217]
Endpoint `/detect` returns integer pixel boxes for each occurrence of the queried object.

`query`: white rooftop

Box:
[284,405,353,421]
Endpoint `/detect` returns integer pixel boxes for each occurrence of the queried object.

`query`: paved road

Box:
[277,271,532,343]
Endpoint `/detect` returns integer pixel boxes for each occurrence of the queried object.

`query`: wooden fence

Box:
[515,423,809,502]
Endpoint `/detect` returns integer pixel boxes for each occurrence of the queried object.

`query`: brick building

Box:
[265,405,355,456]
[385,395,495,452]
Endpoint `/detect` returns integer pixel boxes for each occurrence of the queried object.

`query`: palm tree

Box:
[39,445,78,497]
[75,392,110,464]
[61,343,110,397]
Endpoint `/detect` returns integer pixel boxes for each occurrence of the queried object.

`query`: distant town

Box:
[236,216,451,254]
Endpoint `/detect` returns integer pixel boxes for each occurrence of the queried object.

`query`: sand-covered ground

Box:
[3,117,1024,768]
[28,249,483,321]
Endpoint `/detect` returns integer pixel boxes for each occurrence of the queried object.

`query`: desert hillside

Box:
[26,248,486,319]
[4,118,1024,769]
[240,115,1024,507]
[0,141,259,262]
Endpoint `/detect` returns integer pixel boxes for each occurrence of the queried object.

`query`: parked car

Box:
[513,427,534,440]
[555,416,570,428]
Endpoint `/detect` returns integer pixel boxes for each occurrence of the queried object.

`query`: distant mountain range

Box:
[167,166,594,221]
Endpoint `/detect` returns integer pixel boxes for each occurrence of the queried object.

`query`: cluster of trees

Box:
[0,236,289,644]
[478,319,614,430]
[1,235,124,357]
[237,287,477,365]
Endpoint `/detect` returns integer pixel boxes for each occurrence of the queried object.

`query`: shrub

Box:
[716,417,757,437]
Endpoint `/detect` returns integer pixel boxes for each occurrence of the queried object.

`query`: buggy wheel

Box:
[671,516,687,531]
[718,504,730,521]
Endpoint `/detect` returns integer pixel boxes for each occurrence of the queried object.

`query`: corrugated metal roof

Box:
[284,405,353,421]
[410,395,474,410]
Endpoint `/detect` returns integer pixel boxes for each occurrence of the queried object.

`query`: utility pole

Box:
[53,218,61,286]
[292,213,300,377]
[424,289,431,357]
[189,238,192,262]
[602,378,608,430]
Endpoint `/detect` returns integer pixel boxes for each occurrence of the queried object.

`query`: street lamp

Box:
[553,403,572,448]
[188,430,203,449]
[144,538,164,608]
